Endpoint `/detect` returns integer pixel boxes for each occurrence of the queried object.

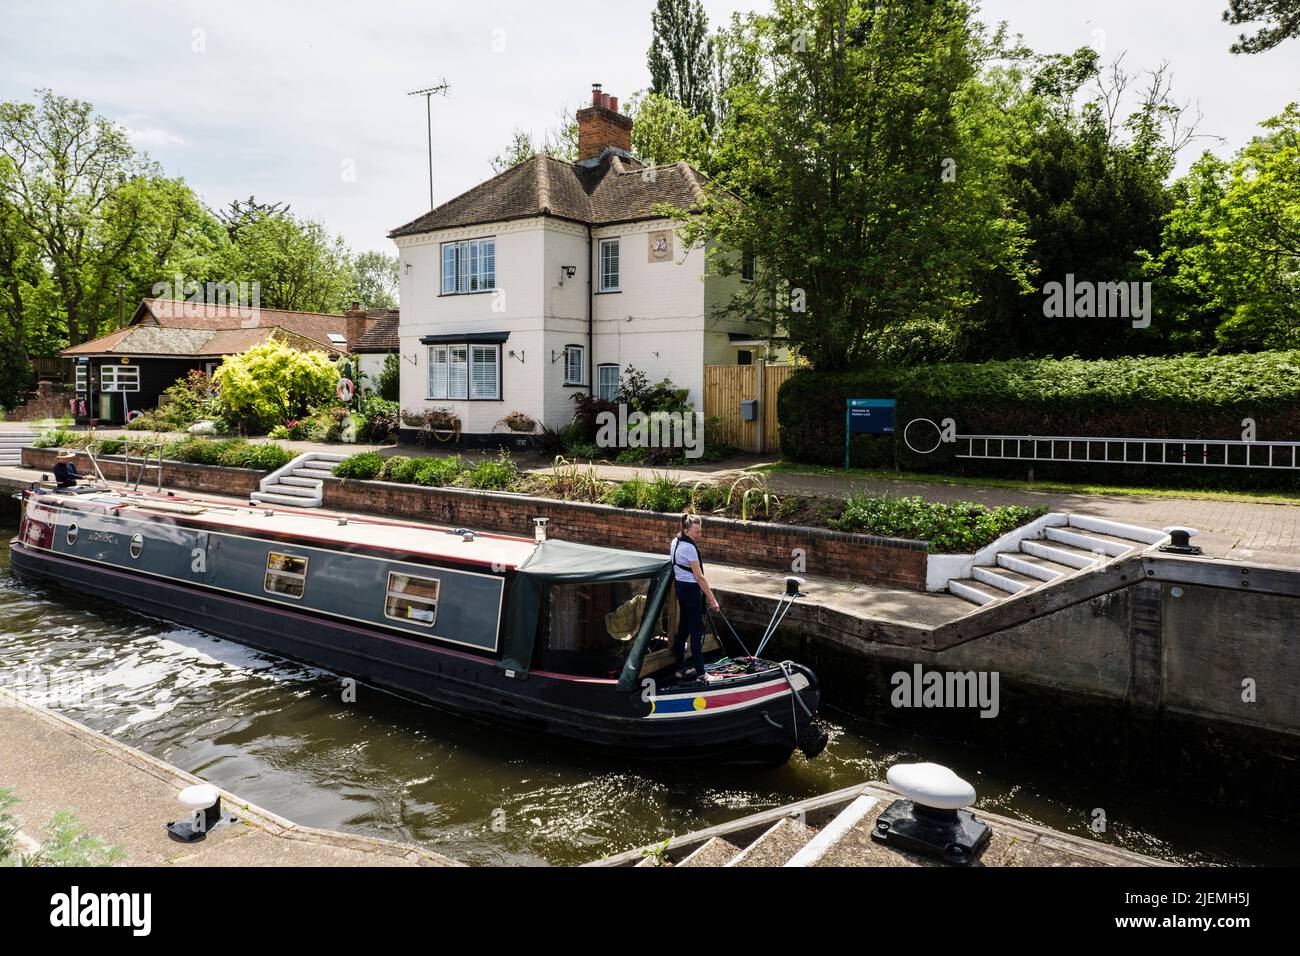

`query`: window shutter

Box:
[471,346,498,399]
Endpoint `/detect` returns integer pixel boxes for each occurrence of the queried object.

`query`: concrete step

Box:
[292,467,336,480]
[678,837,742,867]
[263,483,317,499]
[1067,514,1167,545]
[1044,526,1139,558]
[948,578,1002,606]
[305,452,349,463]
[972,564,1042,595]
[249,491,315,507]
[725,817,815,867]
[785,795,879,867]
[1020,538,1103,571]
[997,551,1075,582]
[278,475,322,488]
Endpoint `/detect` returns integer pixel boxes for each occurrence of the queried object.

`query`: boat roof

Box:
[58,490,543,571]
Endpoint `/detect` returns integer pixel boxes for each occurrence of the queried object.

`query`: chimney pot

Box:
[601,92,611,110]
[591,83,602,106]
[608,95,618,112]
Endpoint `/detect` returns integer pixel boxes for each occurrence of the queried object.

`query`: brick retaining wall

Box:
[323,478,929,590]
[21,447,264,497]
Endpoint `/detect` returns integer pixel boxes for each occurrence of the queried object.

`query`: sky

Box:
[1,0,1296,255]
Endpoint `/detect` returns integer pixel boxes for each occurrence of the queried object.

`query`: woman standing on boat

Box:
[671,514,720,683]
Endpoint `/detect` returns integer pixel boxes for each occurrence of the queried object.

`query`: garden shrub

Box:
[331,452,383,480]
[830,493,1046,553]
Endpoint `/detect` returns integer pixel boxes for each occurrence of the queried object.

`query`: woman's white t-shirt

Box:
[672,537,700,583]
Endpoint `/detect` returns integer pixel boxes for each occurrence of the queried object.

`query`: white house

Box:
[388,84,770,443]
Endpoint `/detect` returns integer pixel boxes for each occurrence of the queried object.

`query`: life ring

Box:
[126,410,143,423]
[336,378,355,402]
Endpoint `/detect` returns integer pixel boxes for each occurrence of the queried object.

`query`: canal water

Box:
[0,521,1283,866]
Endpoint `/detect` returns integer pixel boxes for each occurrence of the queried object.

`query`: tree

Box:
[678,0,1027,371]
[217,195,290,240]
[213,339,339,432]
[627,92,711,169]
[959,53,1200,359]
[0,90,139,347]
[1223,0,1300,53]
[648,0,717,129]
[351,250,399,309]
[213,209,353,313]
[487,104,579,174]
[1147,104,1300,350]
[0,90,223,353]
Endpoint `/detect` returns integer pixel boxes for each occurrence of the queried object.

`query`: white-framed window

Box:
[597,364,619,402]
[99,365,140,392]
[265,552,308,600]
[384,571,440,627]
[599,238,620,291]
[428,344,499,400]
[75,364,88,393]
[470,345,500,399]
[441,238,496,294]
[427,345,468,399]
[564,345,585,385]
[741,252,756,282]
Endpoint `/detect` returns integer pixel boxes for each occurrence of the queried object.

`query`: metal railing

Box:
[82,441,164,492]
[957,434,1300,470]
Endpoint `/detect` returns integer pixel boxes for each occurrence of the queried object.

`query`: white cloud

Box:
[123,126,186,147]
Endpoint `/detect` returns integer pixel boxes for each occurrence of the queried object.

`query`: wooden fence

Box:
[702,364,793,454]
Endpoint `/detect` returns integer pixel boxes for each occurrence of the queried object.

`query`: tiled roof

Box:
[62,299,352,357]
[389,153,707,238]
[353,310,400,352]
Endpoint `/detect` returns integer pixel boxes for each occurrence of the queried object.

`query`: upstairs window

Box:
[441,238,496,294]
[564,345,585,386]
[599,238,620,291]
[741,252,756,283]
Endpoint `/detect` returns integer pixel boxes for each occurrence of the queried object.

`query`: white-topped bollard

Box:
[872,761,990,865]
[887,761,977,810]
[166,783,233,842]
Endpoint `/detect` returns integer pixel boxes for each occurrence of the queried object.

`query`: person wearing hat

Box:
[53,451,82,488]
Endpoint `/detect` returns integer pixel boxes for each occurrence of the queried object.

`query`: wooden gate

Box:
[702,364,792,453]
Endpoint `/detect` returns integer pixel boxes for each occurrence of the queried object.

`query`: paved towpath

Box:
[0,687,459,866]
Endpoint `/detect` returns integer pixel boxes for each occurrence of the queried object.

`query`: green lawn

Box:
[755,460,1300,505]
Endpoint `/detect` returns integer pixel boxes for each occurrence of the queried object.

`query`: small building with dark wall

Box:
[61,298,377,425]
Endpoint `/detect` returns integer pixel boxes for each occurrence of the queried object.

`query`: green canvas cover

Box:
[499,539,673,690]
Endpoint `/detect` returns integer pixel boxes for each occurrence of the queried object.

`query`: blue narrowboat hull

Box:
[10,493,825,765]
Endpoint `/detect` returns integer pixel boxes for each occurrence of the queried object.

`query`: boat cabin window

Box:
[265,552,308,599]
[541,579,675,678]
[385,572,440,626]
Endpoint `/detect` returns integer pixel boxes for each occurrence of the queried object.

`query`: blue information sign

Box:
[845,398,896,468]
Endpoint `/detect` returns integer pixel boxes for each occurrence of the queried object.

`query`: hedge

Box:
[777,352,1300,488]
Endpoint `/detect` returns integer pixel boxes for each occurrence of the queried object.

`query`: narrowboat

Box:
[10,485,828,765]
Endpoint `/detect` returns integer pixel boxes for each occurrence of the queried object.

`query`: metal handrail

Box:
[82,440,165,491]
[956,434,1300,470]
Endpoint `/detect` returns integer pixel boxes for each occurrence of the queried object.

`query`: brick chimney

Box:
[576,83,633,162]
[343,300,368,351]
